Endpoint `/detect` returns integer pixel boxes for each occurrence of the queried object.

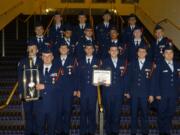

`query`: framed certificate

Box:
[92,69,111,86]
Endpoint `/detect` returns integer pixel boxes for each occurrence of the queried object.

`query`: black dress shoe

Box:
[112,132,119,135]
[64,132,69,135]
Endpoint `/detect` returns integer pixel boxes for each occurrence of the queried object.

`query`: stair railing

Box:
[157,18,180,31]
[0,82,18,110]
[44,2,68,36]
[97,85,104,135]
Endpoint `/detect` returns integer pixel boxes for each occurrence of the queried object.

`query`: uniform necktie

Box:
[139,61,144,70]
[113,60,117,68]
[38,38,43,43]
[168,62,174,72]
[62,58,66,66]
[66,39,70,45]
[45,67,49,76]
[87,58,91,65]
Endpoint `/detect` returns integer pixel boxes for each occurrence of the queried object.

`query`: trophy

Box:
[177,69,180,77]
[67,65,74,75]
[22,58,40,101]
[159,45,165,54]
[145,68,151,78]
[120,66,125,76]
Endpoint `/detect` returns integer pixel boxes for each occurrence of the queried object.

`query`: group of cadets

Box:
[17,10,180,135]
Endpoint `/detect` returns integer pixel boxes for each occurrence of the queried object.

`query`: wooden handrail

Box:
[119,15,125,24]
[0,82,18,110]
[44,16,54,35]
[24,14,34,23]
[135,4,180,31]
[0,1,24,16]
[97,85,103,112]
[157,18,180,30]
[135,5,156,24]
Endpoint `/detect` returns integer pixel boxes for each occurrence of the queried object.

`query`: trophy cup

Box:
[177,69,180,77]
[159,45,165,54]
[22,58,40,101]
[120,66,125,76]
[145,68,151,79]
[67,65,73,75]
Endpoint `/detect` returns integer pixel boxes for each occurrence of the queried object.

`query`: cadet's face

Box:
[64,31,72,38]
[54,15,62,23]
[42,53,54,65]
[35,26,44,36]
[84,29,93,37]
[103,14,111,22]
[109,47,119,58]
[27,45,38,57]
[155,29,164,39]
[85,46,94,56]
[78,15,87,23]
[164,50,174,61]
[133,30,142,38]
[59,46,69,55]
[128,17,136,25]
[110,30,119,39]
[137,48,147,59]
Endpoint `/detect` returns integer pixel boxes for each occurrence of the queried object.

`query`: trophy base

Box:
[24,97,40,102]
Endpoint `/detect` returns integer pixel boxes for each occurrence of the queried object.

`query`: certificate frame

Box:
[92,69,112,86]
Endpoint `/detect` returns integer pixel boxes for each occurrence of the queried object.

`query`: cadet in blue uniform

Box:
[127,26,150,62]
[151,25,173,64]
[34,46,60,135]
[18,41,41,135]
[76,41,100,135]
[95,10,113,58]
[102,44,127,135]
[75,25,97,60]
[31,22,51,54]
[59,25,76,56]
[109,27,127,59]
[122,14,137,43]
[73,11,90,42]
[55,41,77,135]
[49,12,64,44]
[124,46,154,135]
[152,46,180,135]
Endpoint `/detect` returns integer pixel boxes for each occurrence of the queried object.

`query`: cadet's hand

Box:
[156,96,161,100]
[148,96,154,103]
[77,91,81,98]
[36,84,45,91]
[124,93,130,99]
[73,91,77,96]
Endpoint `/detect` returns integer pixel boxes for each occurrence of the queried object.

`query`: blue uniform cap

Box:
[133,26,142,32]
[137,44,148,51]
[58,40,69,48]
[64,25,72,31]
[34,22,44,28]
[84,40,94,48]
[79,11,86,16]
[27,40,37,47]
[41,46,53,54]
[154,24,163,31]
[129,13,136,19]
[109,42,119,49]
[103,10,111,16]
[54,11,61,16]
[85,24,93,30]
[164,45,174,52]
